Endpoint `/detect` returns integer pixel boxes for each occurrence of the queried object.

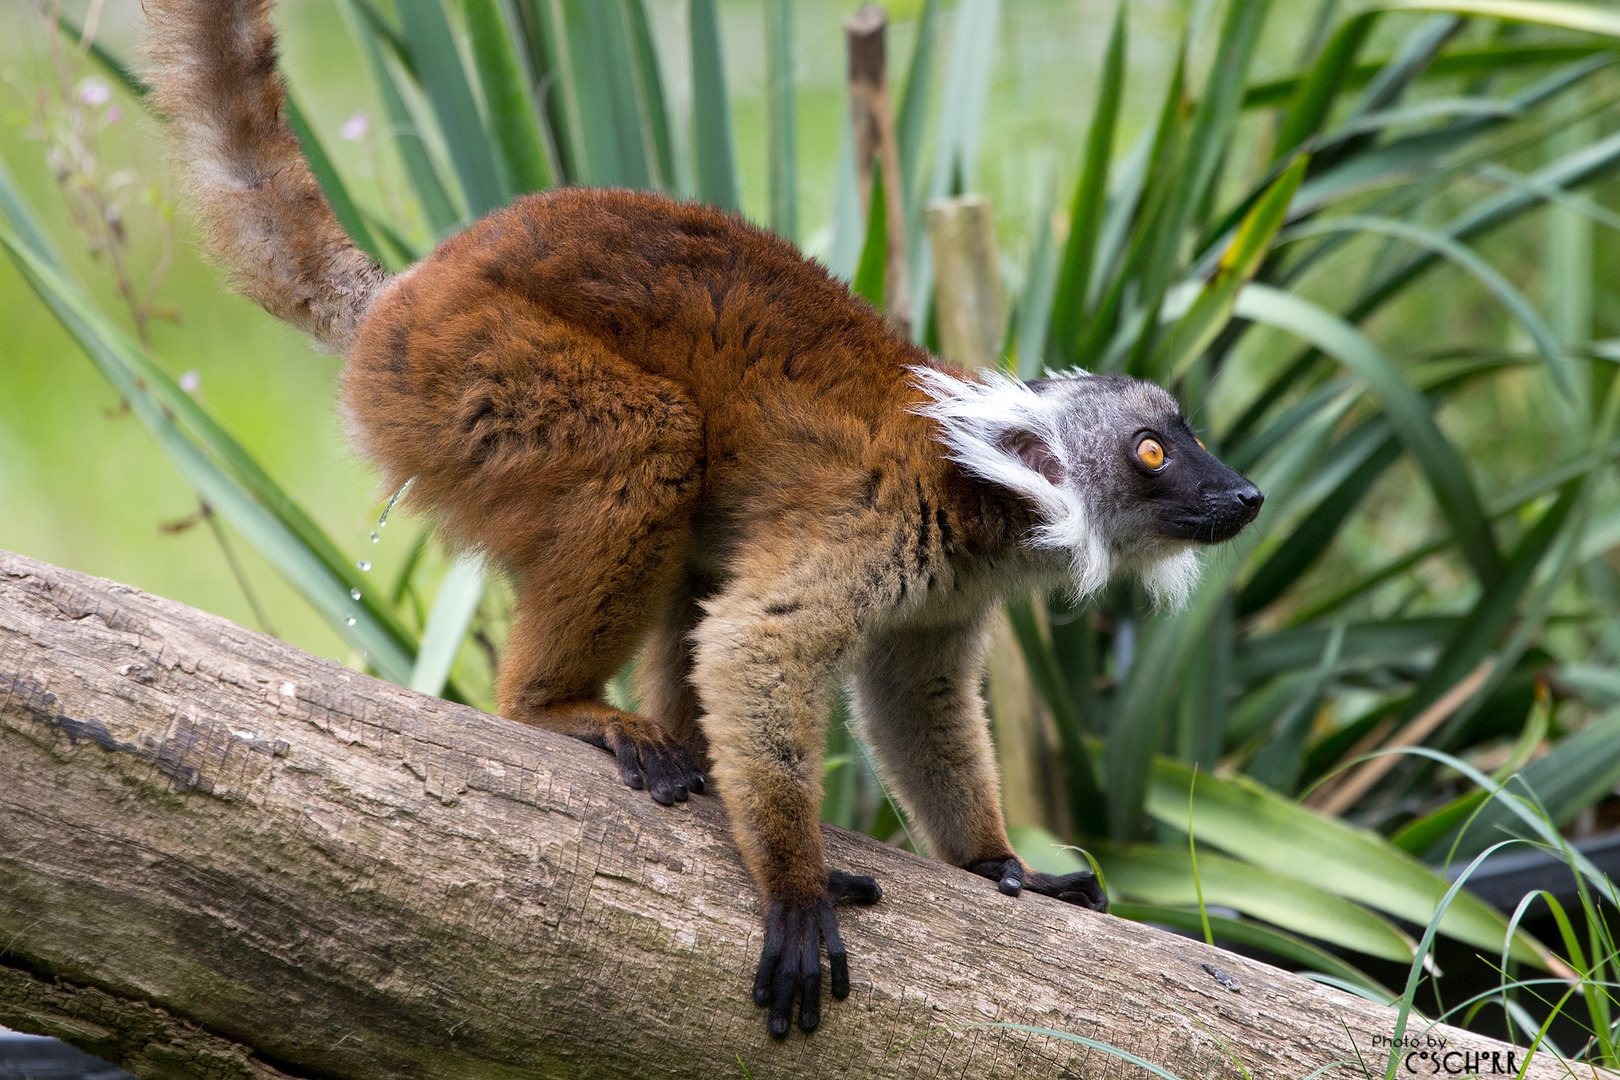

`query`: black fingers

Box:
[1027,869,1108,912]
[964,855,1025,896]
[827,870,883,905]
[753,891,865,1039]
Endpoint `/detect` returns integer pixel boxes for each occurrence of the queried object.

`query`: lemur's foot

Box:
[586,715,706,805]
[753,869,882,1039]
[965,855,1106,911]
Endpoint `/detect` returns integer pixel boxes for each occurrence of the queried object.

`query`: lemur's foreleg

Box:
[690,531,894,1038]
[851,614,1105,911]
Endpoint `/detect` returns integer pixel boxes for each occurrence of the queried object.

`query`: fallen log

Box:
[0,549,1588,1079]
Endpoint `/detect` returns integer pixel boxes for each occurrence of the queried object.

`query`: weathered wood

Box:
[927,194,1007,373]
[845,4,912,336]
[0,550,1589,1079]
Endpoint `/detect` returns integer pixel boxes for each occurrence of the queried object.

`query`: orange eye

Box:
[1137,437,1165,469]
[1196,437,1206,450]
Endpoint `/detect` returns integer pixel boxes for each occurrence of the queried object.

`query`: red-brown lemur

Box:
[144,0,1263,1040]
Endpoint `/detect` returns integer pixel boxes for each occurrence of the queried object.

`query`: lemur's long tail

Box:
[144,0,389,352]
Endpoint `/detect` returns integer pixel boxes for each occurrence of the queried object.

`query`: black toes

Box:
[602,736,707,806]
[755,891,862,1038]
[1028,869,1107,911]
[828,870,882,904]
[965,855,1025,896]
[614,740,645,791]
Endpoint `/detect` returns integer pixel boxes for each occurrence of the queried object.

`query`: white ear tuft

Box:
[909,366,1112,597]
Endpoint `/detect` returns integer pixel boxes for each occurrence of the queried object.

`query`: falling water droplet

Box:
[345,614,357,626]
[377,478,415,531]
[357,560,372,572]
[350,588,362,601]
[370,531,380,544]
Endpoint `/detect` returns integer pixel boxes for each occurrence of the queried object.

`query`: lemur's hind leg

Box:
[362,314,708,804]
[635,571,714,770]
[850,614,1106,911]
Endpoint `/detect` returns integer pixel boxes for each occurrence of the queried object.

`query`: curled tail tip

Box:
[142,0,388,352]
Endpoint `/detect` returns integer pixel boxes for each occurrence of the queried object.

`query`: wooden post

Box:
[844,5,912,336]
[926,194,1007,372]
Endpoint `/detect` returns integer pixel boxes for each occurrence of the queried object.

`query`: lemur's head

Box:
[911,367,1262,607]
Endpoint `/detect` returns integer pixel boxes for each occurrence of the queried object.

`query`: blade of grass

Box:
[409,553,487,695]
[1049,2,1125,365]
[1244,43,1613,109]
[1382,0,1620,37]
[1097,840,1420,964]
[0,227,417,682]
[343,0,463,236]
[463,0,554,195]
[1280,215,1574,399]
[1272,12,1377,160]
[1233,283,1502,584]
[765,0,796,240]
[1150,154,1308,382]
[1146,760,1552,966]
[1007,599,1106,836]
[690,0,739,211]
[396,0,508,215]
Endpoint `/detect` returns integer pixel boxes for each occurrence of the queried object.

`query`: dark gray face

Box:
[1029,374,1264,547]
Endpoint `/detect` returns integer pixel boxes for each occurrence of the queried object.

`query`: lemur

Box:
[144,0,1263,1040]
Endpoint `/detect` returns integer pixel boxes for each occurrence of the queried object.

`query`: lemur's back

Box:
[344,187,947,542]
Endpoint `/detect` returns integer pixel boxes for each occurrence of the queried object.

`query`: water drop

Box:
[357,560,372,572]
[345,614,357,626]
[370,531,380,544]
[377,478,415,530]
[350,588,362,601]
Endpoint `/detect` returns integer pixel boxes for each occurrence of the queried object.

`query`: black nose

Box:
[1236,483,1264,514]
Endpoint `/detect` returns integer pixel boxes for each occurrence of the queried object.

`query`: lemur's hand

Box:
[965,856,1107,911]
[753,870,881,1038]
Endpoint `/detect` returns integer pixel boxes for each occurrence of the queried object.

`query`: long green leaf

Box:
[344,0,462,236]
[895,0,941,223]
[1382,0,1620,36]
[0,227,417,683]
[1007,600,1106,836]
[1233,283,1502,584]
[1150,154,1308,382]
[689,0,739,211]
[396,0,508,215]
[1145,759,1551,966]
[462,0,554,195]
[909,0,1001,343]
[765,0,796,240]
[1272,12,1377,160]
[409,554,487,696]
[1244,43,1613,109]
[1049,2,1125,365]
[1280,215,1573,398]
[1096,841,1418,964]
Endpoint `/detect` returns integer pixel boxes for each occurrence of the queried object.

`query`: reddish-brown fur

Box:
[344,190,1021,894]
[144,0,1089,1037]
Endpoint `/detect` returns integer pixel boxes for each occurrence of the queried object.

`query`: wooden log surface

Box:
[0,549,1592,1079]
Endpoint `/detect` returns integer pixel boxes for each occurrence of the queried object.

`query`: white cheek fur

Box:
[909,365,1201,607]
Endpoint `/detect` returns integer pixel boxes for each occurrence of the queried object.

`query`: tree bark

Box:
[0,550,1591,1079]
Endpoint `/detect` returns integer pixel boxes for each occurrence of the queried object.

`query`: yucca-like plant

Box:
[10,0,1620,1041]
